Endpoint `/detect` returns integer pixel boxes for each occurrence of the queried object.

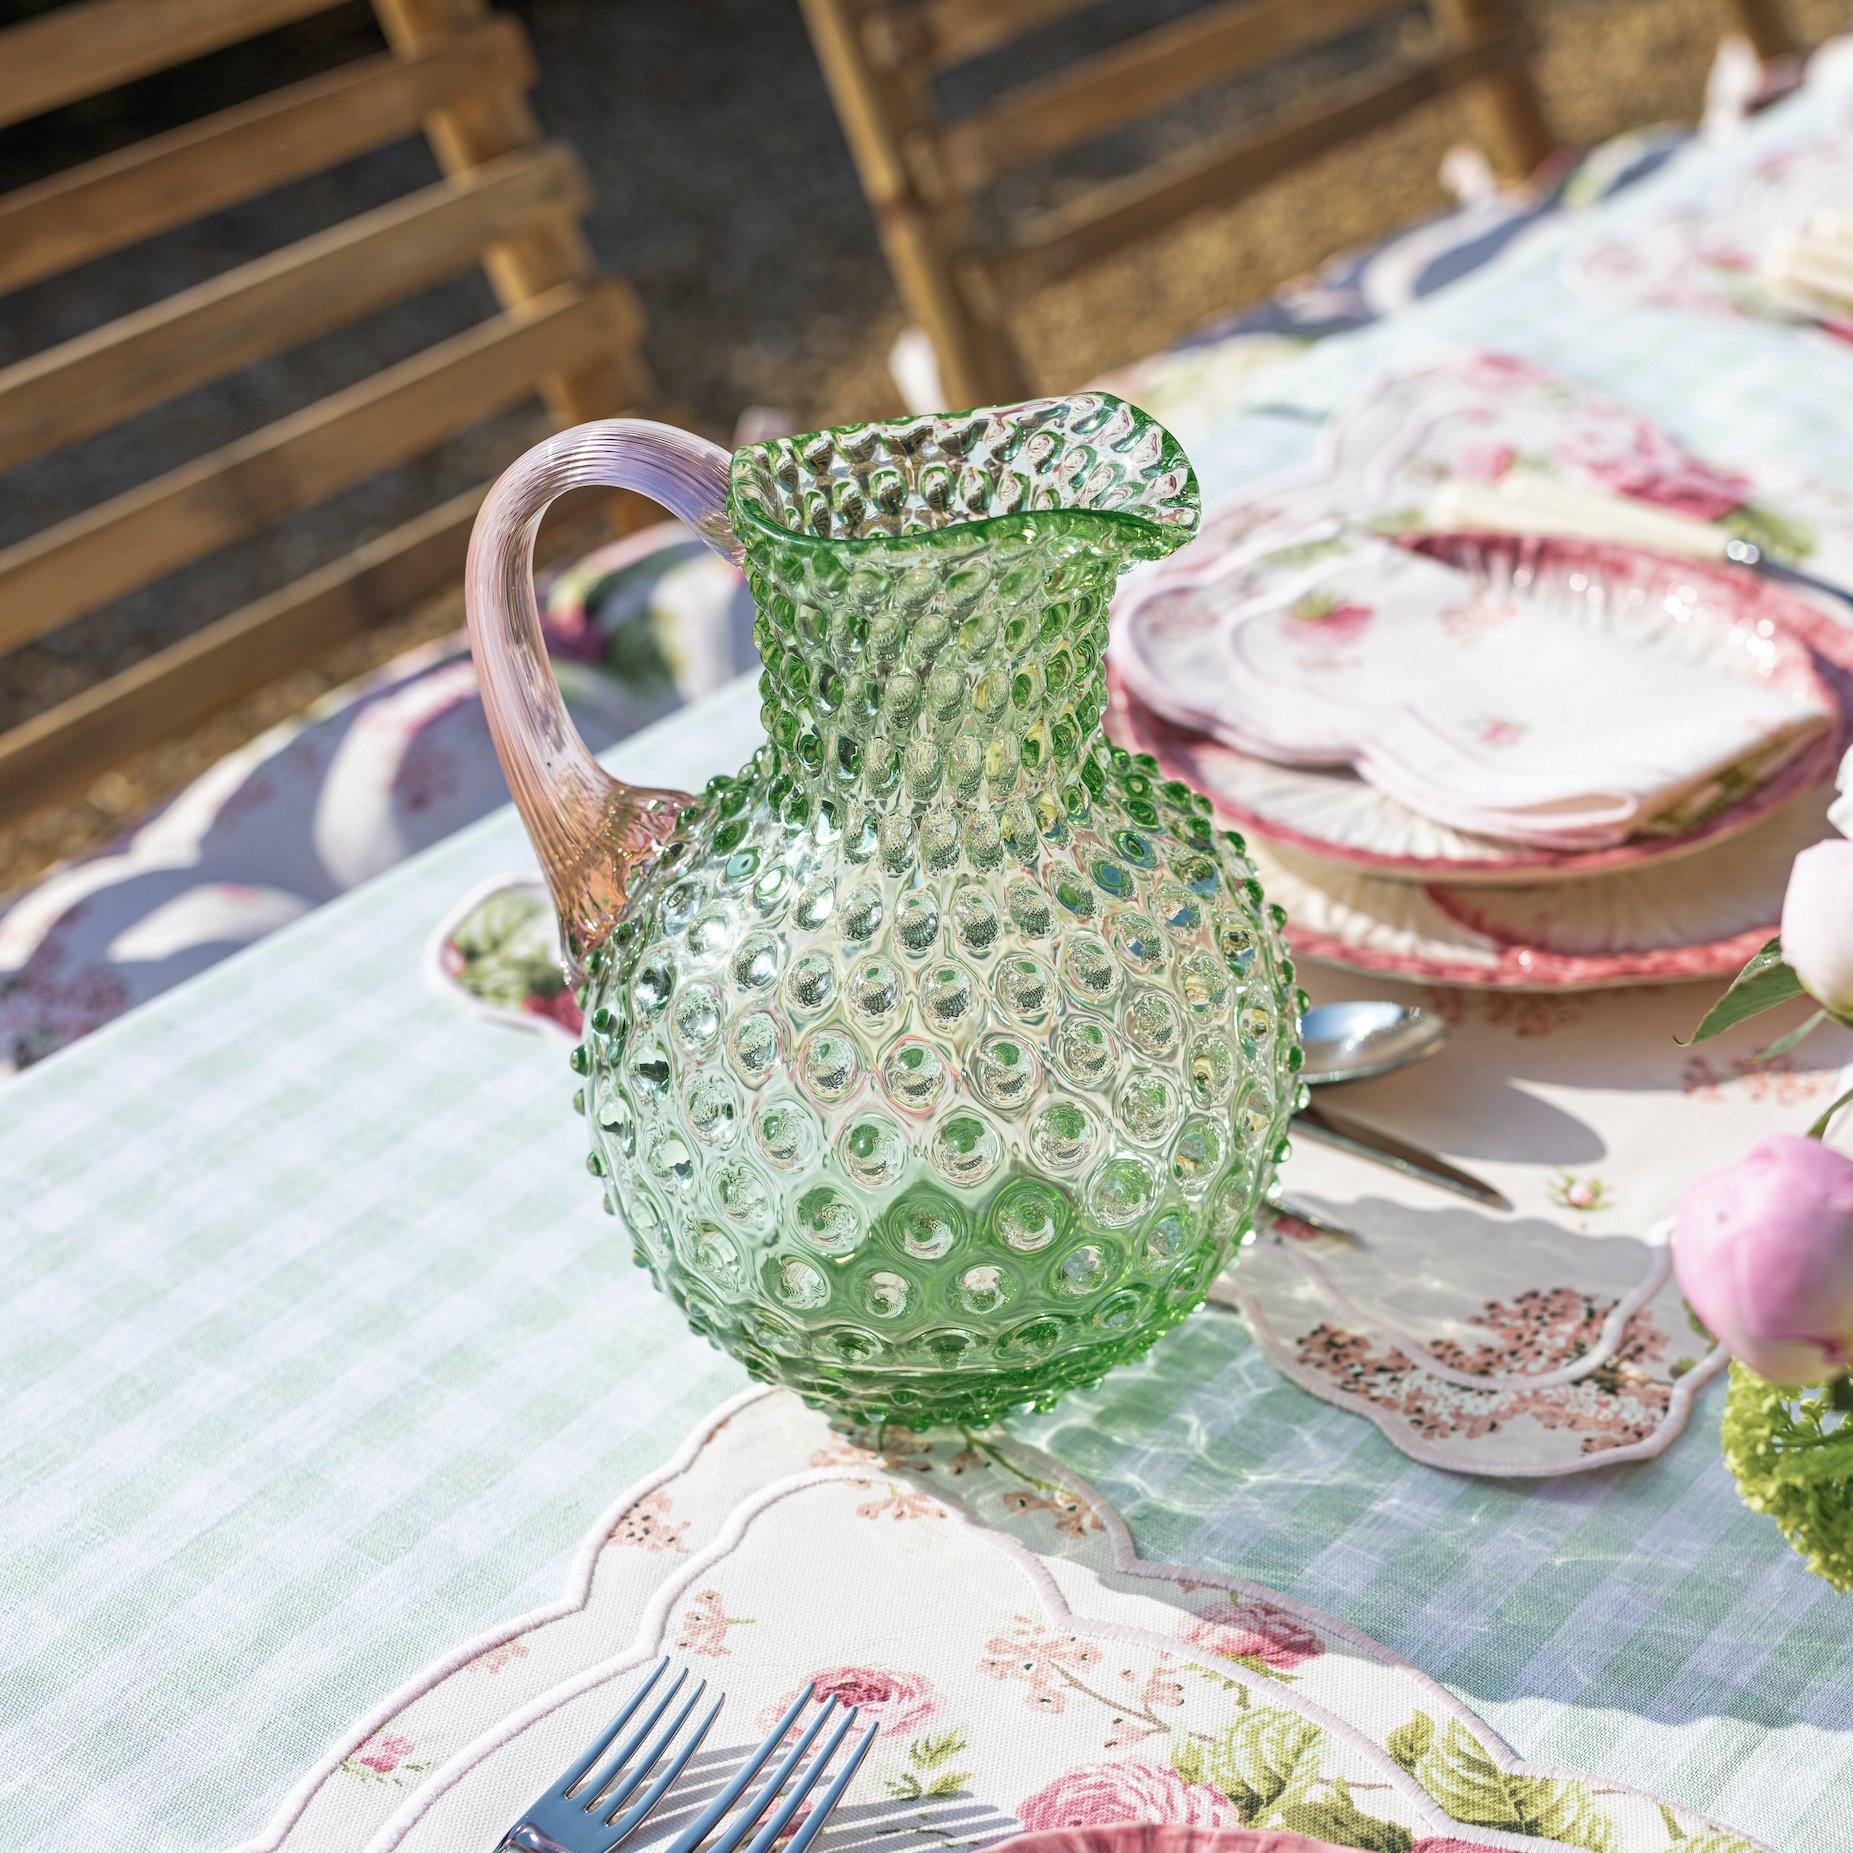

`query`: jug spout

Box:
[464,421,742,970]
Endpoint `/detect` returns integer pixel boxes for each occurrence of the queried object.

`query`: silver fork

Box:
[500,1657,877,1853]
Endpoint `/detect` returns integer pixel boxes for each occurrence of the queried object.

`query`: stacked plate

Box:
[1108,521,1850,993]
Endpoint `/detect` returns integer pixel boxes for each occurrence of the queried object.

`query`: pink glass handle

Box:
[465,419,742,970]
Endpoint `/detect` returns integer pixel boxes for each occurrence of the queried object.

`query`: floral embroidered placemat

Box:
[1211,959,1853,1475]
[229,1389,1768,1853]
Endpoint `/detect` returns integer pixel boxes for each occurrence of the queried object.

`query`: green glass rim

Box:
[726,393,1201,566]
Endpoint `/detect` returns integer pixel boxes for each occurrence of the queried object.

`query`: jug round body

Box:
[578,736,1300,1426]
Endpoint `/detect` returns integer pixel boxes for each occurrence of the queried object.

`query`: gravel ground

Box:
[4,0,1851,893]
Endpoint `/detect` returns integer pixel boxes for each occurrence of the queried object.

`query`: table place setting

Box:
[229,1390,1778,1853]
[1568,102,1853,339]
[1104,349,1853,992]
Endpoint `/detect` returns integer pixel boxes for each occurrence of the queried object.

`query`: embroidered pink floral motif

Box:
[1483,993,1585,1038]
[674,1588,743,1656]
[1681,1050,1835,1106]
[1016,1759,1243,1830]
[1428,1287,1610,1376]
[807,1428,933,1471]
[341,1731,430,1784]
[1134,1662,1186,1711]
[1000,1485,1101,1539]
[981,1615,1105,1714]
[611,1488,688,1553]
[1548,1172,1611,1214]
[468,1639,530,1674]
[1176,1598,1322,1671]
[1296,1304,1677,1450]
[855,1482,943,1521]
[758,1666,939,1740]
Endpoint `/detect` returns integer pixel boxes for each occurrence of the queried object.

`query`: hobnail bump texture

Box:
[569,396,1303,1428]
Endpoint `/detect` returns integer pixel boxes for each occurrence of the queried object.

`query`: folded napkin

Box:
[1114,524,1834,849]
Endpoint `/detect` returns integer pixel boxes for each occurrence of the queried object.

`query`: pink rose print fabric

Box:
[1017,1760,1244,1831]
[759,1666,940,1740]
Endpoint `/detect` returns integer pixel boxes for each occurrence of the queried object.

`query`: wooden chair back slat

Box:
[0,281,636,654]
[0,143,588,476]
[0,16,533,297]
[994,24,1530,292]
[1722,0,1799,61]
[873,0,1105,76]
[803,0,1553,403]
[0,485,607,831]
[936,0,1401,191]
[1,0,649,829]
[0,0,336,132]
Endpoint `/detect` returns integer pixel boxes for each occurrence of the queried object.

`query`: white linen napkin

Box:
[1114,526,1834,849]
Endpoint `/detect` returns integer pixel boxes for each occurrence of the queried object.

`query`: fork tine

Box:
[660,1683,817,1853]
[725,1706,862,1853]
[771,1722,878,1853]
[586,1671,700,1817]
[603,1688,722,1839]
[559,1659,669,1796]
[705,1698,843,1853]
[576,1666,689,1806]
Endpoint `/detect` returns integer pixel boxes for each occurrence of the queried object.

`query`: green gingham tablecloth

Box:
[8,78,1853,1853]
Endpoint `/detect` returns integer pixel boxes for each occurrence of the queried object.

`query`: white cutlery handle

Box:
[1430,468,1731,562]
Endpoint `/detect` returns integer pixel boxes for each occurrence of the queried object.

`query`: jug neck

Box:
[741,523,1116,823]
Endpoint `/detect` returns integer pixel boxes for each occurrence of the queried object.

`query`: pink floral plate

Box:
[1109,533,1849,888]
[1107,678,1837,990]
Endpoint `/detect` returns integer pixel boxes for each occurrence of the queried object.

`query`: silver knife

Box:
[1291,1100,1510,1210]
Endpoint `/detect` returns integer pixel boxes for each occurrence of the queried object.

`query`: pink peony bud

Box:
[1781,839,1853,1016]
[1674,1133,1853,1384]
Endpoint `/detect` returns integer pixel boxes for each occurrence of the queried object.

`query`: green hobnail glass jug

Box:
[465,394,1303,1427]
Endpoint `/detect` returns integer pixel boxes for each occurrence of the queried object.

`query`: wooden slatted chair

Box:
[1722,0,1801,63]
[0,0,649,831]
[798,0,1556,406]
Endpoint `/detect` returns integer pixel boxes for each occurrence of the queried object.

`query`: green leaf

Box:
[1385,1711,1434,1773]
[1808,1082,1853,1141]
[1193,1706,1328,1819]
[1749,1010,1828,1063]
[908,1731,968,1770]
[1276,1778,1415,1852]
[451,887,553,962]
[1172,1735,1210,1788]
[1673,1834,1761,1853]
[1412,1720,1619,1853]
[1686,939,1805,1044]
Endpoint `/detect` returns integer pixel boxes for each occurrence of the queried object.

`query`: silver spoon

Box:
[1293,1001,1509,1211]
[1300,999,1449,1085]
